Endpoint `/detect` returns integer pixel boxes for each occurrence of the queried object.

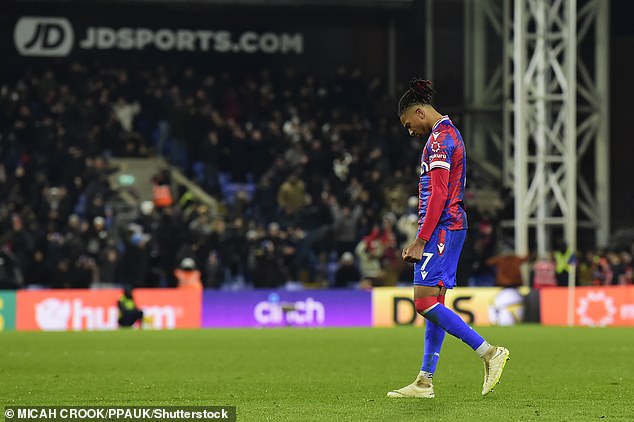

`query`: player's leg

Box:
[415,286,510,395]
[388,229,509,397]
[416,284,491,354]
[420,287,447,383]
[387,284,443,399]
[414,229,509,395]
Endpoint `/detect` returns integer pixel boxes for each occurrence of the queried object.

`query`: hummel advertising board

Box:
[17,289,201,331]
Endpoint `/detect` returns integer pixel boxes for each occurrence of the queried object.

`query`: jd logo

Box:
[14,17,74,57]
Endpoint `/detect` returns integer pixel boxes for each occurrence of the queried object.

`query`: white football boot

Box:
[481,346,510,396]
[387,372,435,398]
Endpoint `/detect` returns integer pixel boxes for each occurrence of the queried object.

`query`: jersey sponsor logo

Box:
[431,141,441,152]
[429,153,447,161]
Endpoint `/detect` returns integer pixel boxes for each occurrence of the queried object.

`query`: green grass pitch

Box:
[2,326,634,421]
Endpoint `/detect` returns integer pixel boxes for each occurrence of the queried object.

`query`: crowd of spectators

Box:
[1,63,631,290]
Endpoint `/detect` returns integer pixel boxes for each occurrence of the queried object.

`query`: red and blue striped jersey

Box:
[418,116,468,231]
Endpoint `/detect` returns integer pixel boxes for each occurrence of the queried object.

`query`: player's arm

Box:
[402,132,452,263]
[417,168,449,242]
[402,169,449,263]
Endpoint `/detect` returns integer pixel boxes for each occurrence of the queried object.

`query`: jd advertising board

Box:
[0,5,391,73]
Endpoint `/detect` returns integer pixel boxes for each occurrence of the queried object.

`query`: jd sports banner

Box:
[13,16,304,58]
[0,7,390,73]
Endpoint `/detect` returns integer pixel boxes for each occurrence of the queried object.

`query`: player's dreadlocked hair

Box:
[398,78,434,116]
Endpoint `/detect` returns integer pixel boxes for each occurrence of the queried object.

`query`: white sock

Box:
[475,341,492,358]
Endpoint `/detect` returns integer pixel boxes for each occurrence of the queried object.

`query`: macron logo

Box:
[421,271,428,280]
[437,243,445,255]
[432,132,440,140]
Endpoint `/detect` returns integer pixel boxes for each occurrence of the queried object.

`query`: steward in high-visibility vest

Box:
[553,247,572,286]
[117,288,144,328]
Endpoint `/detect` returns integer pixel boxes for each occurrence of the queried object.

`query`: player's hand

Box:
[402,238,426,263]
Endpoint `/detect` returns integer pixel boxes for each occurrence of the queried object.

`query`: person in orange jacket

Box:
[174,257,202,289]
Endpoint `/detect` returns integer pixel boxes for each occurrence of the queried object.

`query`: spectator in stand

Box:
[620,251,633,284]
[607,251,629,285]
[553,241,573,287]
[11,63,621,291]
[0,247,23,289]
[120,229,150,288]
[198,130,222,196]
[593,253,613,285]
[174,257,203,289]
[355,226,384,285]
[334,251,361,288]
[98,247,119,287]
[532,254,557,288]
[152,171,174,210]
[577,251,597,286]
[486,251,529,287]
[85,216,109,259]
[254,176,278,223]
[277,172,306,224]
[72,255,98,288]
[396,196,420,248]
[5,214,33,275]
[254,238,285,289]
[204,250,225,289]
[25,250,47,288]
[379,213,400,285]
[330,196,363,255]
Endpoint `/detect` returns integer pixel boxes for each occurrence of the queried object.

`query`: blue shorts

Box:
[413,227,466,289]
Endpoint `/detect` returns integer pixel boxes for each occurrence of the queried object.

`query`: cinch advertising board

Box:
[202,290,372,328]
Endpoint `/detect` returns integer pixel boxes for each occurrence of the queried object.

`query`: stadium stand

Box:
[1,64,630,289]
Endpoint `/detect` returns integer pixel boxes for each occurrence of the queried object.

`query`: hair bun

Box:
[408,78,433,104]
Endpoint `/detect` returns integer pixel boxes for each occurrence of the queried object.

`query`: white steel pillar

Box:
[512,0,528,257]
[508,0,608,255]
[511,0,577,256]
[565,0,578,255]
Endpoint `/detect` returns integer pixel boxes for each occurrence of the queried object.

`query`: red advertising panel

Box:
[17,289,201,331]
[541,286,634,326]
